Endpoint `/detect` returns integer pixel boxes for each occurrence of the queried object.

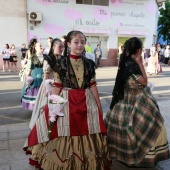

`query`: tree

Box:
[158,2,170,43]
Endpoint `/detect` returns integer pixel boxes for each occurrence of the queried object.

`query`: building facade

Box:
[0,0,27,69]
[0,0,159,69]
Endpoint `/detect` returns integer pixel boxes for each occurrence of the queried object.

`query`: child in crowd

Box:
[21,43,28,59]
[23,31,110,170]
[29,38,64,129]
[105,37,169,167]
[2,44,10,72]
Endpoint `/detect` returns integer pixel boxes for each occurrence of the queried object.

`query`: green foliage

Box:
[158,2,170,43]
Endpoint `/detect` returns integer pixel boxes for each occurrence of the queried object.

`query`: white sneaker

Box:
[8,69,12,72]
[2,70,5,72]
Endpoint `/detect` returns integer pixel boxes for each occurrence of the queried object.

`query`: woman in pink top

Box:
[9,44,17,72]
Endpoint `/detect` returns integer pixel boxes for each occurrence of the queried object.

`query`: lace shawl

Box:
[110,55,142,110]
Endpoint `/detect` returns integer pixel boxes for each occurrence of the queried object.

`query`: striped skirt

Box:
[105,87,169,167]
[23,88,110,170]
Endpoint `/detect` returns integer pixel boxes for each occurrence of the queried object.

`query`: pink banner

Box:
[73,27,110,34]
[44,23,65,36]
[64,9,83,20]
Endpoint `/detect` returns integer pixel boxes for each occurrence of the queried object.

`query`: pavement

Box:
[0,66,170,170]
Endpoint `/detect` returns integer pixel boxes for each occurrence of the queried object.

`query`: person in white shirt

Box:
[150,44,156,57]
[43,37,53,55]
[2,44,10,72]
[159,45,165,63]
[85,52,95,62]
[163,45,170,65]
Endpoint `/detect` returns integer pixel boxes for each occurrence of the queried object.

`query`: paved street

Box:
[0,65,170,170]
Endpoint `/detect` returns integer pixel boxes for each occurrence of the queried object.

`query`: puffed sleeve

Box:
[52,58,63,88]
[43,60,52,74]
[26,58,33,70]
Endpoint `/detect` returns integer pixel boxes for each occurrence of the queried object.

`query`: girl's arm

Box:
[133,55,148,86]
[51,72,62,95]
[43,60,52,80]
[136,63,147,86]
[13,49,16,55]
[90,85,103,115]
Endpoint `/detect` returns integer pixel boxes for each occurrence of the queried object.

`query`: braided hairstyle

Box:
[110,37,143,109]
[28,38,37,55]
[48,38,63,56]
[44,38,63,69]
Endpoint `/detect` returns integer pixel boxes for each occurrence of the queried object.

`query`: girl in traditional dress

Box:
[23,31,110,170]
[147,46,162,75]
[105,37,169,167]
[29,38,64,129]
[19,38,37,83]
[21,42,44,110]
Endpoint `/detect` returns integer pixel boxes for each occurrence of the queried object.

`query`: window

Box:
[76,0,109,6]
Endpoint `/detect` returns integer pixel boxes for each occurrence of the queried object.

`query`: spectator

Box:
[85,42,92,54]
[60,35,67,46]
[147,46,162,75]
[150,44,156,57]
[9,44,17,72]
[94,44,102,67]
[43,37,53,55]
[21,43,28,60]
[163,45,170,65]
[2,44,10,72]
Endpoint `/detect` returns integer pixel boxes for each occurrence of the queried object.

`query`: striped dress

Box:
[23,55,110,170]
[105,76,169,167]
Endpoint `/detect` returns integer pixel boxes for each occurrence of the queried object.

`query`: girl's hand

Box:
[132,54,142,65]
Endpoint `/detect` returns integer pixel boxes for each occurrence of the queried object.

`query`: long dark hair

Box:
[63,30,86,57]
[110,37,143,109]
[48,38,62,56]
[44,38,63,69]
[28,38,37,55]
[5,44,9,49]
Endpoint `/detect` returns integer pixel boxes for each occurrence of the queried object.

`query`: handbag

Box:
[13,56,18,61]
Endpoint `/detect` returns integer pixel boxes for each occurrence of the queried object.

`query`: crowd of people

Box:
[1,43,21,72]
[3,33,169,169]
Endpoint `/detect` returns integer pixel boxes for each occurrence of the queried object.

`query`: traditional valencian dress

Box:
[147,52,162,75]
[105,59,169,167]
[21,54,44,110]
[29,55,60,129]
[23,55,110,170]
